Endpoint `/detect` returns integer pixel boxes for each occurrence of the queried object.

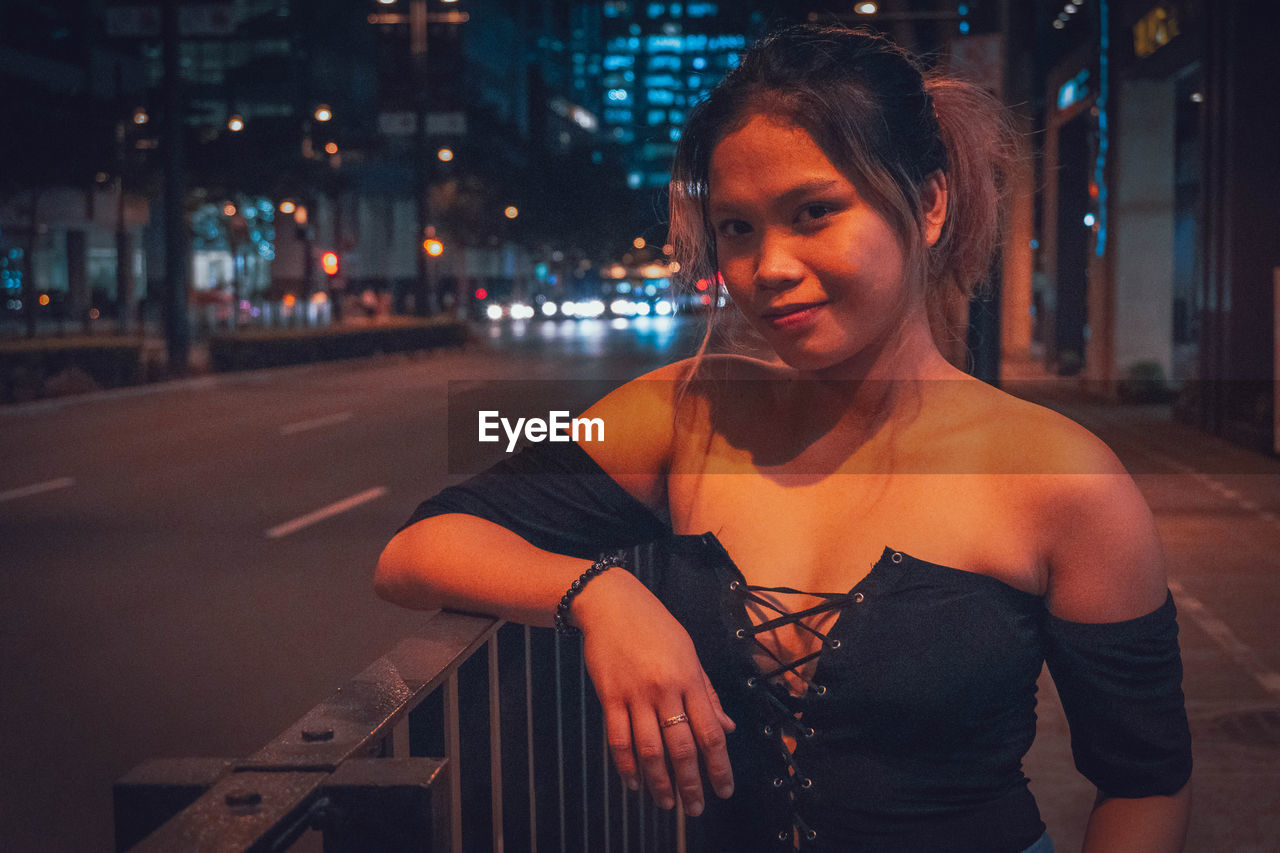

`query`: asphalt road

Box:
[1,316,1278,851]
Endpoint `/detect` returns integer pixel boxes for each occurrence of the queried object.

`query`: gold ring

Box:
[661,712,689,729]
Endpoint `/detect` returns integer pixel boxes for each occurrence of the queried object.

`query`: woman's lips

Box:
[761,302,826,331]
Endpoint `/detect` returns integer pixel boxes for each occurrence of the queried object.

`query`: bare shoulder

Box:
[958,384,1168,622]
[573,359,697,514]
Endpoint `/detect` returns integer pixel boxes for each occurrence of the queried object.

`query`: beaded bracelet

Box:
[554,552,625,636]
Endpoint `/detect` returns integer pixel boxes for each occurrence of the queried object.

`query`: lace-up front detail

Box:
[727,572,872,848]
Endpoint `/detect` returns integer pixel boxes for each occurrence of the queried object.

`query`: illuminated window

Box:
[671,2,682,15]
[669,110,685,123]
[604,1,630,17]
[684,34,707,50]
[687,74,701,87]
[604,108,633,123]
[603,54,634,70]
[645,74,680,88]
[648,109,667,124]
[649,55,680,70]
[691,56,706,70]
[669,127,681,141]
[687,2,716,16]
[628,172,643,188]
[649,89,675,105]
[648,35,684,52]
[646,172,670,187]
[647,2,665,17]
[607,88,630,101]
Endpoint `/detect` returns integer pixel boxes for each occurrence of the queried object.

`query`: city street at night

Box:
[6,0,1280,850]
[2,318,1278,850]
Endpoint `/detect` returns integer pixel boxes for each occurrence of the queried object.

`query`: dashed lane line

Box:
[0,477,75,503]
[1168,579,1280,698]
[280,411,354,435]
[265,487,387,539]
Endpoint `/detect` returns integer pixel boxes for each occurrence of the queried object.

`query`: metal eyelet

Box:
[890,552,903,564]
[763,725,774,736]
[853,592,865,603]
[804,726,815,738]
[813,684,827,696]
[800,777,813,789]
[777,830,790,842]
[806,829,818,840]
[729,580,742,591]
[735,628,747,639]
[828,638,842,649]
[772,777,784,787]
[746,676,757,688]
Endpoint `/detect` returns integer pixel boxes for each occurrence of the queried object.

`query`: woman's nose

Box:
[753,232,803,291]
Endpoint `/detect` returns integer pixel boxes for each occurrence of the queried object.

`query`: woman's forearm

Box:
[373,512,639,627]
[1080,780,1192,853]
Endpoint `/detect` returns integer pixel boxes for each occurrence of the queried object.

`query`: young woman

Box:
[376,25,1192,852]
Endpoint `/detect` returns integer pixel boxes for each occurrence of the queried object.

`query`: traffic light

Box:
[321,251,339,276]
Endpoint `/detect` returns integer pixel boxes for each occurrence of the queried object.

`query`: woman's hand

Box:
[571,568,736,817]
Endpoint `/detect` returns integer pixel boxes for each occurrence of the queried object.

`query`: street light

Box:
[504,205,519,219]
[854,2,878,14]
[438,147,454,162]
[227,114,245,132]
[314,104,333,123]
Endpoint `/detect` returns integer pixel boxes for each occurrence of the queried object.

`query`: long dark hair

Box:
[669,24,1018,361]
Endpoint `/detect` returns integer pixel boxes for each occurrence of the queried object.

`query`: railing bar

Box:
[555,635,566,853]
[638,781,645,853]
[602,724,611,853]
[489,636,505,853]
[676,796,686,853]
[621,762,629,853]
[525,626,538,853]
[391,715,410,758]
[579,639,588,853]
[445,669,462,853]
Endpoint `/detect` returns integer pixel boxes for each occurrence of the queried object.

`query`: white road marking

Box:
[265,487,387,539]
[280,411,353,435]
[1168,579,1280,699]
[0,477,75,503]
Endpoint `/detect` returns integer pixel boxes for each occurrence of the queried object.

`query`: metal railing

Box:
[114,611,683,851]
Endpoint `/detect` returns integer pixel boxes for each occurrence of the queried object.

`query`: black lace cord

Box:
[735,584,855,683]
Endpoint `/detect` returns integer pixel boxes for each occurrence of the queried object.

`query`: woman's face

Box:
[708,112,942,376]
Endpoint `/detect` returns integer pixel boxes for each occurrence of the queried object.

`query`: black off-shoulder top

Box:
[401,442,1192,853]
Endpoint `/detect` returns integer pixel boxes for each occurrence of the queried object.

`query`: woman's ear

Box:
[922,172,948,247]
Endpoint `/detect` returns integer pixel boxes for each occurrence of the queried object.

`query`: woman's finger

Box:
[702,669,735,733]
[684,686,735,801]
[631,704,676,809]
[659,706,707,817]
[602,701,640,792]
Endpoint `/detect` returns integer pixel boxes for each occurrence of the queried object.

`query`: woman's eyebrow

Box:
[709,179,844,216]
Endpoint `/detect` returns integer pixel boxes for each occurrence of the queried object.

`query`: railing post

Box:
[488,635,504,852]
[318,757,447,852]
[444,669,462,853]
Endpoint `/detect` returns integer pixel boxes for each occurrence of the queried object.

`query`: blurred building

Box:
[577,1,754,192]
[1032,0,1280,452]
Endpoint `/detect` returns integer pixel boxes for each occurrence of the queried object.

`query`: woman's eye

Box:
[798,204,833,224]
[717,220,751,238]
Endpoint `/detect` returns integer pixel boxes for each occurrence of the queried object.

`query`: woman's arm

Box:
[1037,429,1193,853]
[374,362,735,816]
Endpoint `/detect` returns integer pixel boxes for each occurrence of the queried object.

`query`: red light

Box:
[700,294,711,305]
[695,278,709,291]
[475,288,488,300]
[321,252,339,276]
